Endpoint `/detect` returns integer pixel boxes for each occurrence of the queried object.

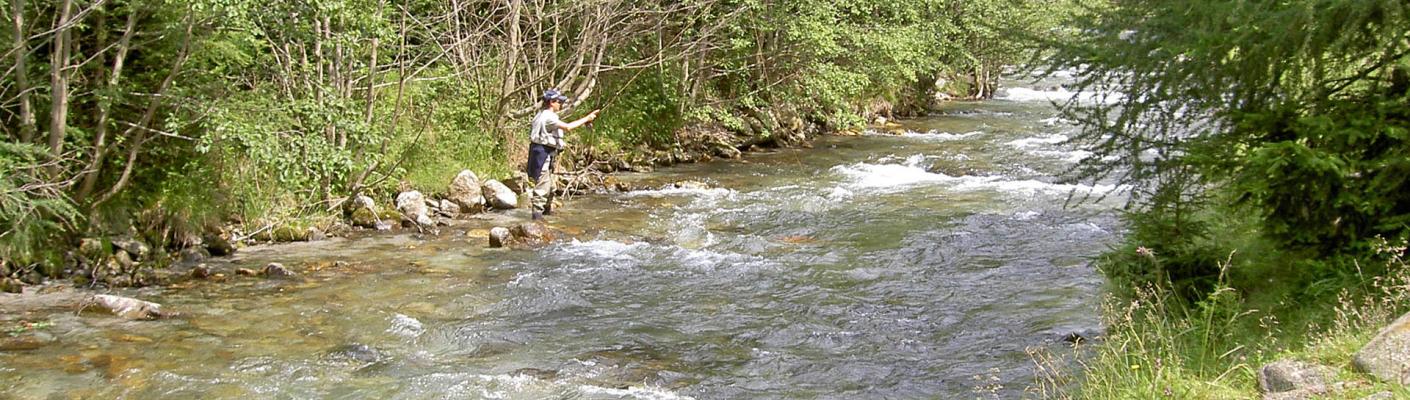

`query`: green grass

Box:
[1033,213,1410,399]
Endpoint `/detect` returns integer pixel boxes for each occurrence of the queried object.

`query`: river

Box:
[1,73,1124,399]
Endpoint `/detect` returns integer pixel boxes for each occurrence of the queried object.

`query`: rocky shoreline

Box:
[0,105,878,297]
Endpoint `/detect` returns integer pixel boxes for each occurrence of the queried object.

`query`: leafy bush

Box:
[0,143,78,266]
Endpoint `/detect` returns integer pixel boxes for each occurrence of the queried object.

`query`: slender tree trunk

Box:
[77,10,138,201]
[10,0,34,143]
[502,0,522,105]
[92,12,194,208]
[47,0,74,176]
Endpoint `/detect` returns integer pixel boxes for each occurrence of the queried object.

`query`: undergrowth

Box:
[1032,238,1410,399]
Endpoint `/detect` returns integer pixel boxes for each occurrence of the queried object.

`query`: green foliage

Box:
[1220,87,1410,252]
[582,68,687,150]
[0,143,79,266]
[1053,0,1410,288]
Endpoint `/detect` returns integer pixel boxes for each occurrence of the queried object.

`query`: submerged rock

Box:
[1258,359,1333,398]
[447,170,485,214]
[189,265,212,280]
[670,181,710,190]
[511,367,559,380]
[326,343,384,364]
[1354,311,1410,385]
[90,294,171,320]
[482,179,518,209]
[395,190,436,227]
[262,262,296,278]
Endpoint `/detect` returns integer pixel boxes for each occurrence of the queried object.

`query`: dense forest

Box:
[1,0,1072,281]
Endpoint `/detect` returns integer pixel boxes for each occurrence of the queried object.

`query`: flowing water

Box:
[1,74,1125,399]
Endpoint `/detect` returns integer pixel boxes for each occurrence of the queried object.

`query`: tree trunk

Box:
[10,0,34,143]
[46,0,74,177]
[501,0,522,109]
[91,13,195,208]
[77,10,138,201]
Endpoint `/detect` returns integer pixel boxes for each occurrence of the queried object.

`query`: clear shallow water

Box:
[1,75,1124,399]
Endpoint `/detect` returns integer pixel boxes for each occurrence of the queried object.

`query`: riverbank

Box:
[0,93,1121,397]
[1032,223,1410,399]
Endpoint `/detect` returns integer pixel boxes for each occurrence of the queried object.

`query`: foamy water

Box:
[832,154,1124,196]
[997,86,1123,105]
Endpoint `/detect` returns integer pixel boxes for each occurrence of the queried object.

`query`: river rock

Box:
[78,238,106,260]
[395,190,435,227]
[1354,311,1410,385]
[113,238,150,260]
[90,294,170,320]
[236,268,259,277]
[349,195,384,229]
[447,170,485,213]
[1259,359,1333,397]
[179,247,209,264]
[508,172,534,194]
[0,335,53,351]
[113,251,136,271]
[262,262,296,278]
[437,199,459,218]
[671,181,710,190]
[204,230,236,256]
[189,264,212,280]
[488,227,513,248]
[510,222,554,245]
[307,227,326,242]
[482,179,518,209]
[0,277,21,293]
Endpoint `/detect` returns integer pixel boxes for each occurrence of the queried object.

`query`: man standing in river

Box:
[527,89,599,220]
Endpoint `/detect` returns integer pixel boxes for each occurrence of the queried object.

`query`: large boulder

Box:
[395,190,435,227]
[1258,359,1333,399]
[1354,312,1410,385]
[482,179,518,209]
[447,170,485,213]
[90,294,172,320]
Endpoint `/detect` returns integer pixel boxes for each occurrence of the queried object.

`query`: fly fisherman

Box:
[527,89,600,220]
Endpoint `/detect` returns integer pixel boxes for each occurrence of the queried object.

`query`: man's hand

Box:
[587,109,601,122]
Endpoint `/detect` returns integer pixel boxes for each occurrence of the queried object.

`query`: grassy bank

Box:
[1036,233,1410,399]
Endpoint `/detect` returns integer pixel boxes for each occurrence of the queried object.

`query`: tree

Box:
[1050,0,1410,285]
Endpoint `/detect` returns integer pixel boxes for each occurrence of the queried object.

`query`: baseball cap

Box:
[542,89,570,102]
